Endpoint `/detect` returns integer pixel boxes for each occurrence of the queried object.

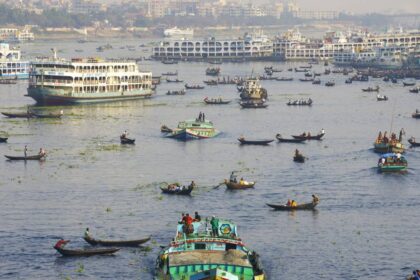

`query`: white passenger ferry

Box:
[163,27,194,38]
[153,33,273,61]
[27,55,153,105]
[0,43,30,79]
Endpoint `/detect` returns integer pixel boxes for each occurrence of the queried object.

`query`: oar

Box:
[213,182,225,189]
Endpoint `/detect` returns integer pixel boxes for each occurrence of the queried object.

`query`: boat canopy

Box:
[380,153,405,159]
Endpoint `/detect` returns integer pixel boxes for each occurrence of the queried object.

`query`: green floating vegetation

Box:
[75,263,84,273]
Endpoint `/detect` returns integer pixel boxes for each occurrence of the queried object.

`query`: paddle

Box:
[213,182,225,189]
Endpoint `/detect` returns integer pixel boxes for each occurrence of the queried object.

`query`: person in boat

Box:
[210,216,219,237]
[399,129,404,142]
[39,148,46,156]
[301,132,306,137]
[121,130,128,139]
[230,171,237,183]
[60,110,64,116]
[312,194,319,204]
[179,213,185,224]
[189,181,195,189]
[84,228,91,239]
[295,149,301,157]
[24,145,28,158]
[54,239,70,249]
[194,211,201,222]
[377,131,382,142]
[307,132,311,138]
[239,177,245,185]
[291,200,298,207]
[321,128,325,135]
[286,199,292,206]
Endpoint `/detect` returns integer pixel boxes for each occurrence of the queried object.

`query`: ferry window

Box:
[226,243,236,251]
[195,243,206,250]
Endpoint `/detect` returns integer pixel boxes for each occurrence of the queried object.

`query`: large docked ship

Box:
[0,43,30,79]
[27,55,153,105]
[153,33,273,61]
[156,216,265,280]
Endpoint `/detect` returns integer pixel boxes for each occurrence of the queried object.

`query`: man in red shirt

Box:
[54,239,69,249]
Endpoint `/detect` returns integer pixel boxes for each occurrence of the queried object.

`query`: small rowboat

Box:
[166,90,185,95]
[224,179,255,190]
[412,112,420,119]
[292,133,325,140]
[238,138,273,145]
[185,84,205,90]
[266,202,318,211]
[408,138,420,147]
[166,79,183,83]
[239,101,268,109]
[5,154,45,160]
[403,82,415,87]
[276,134,306,143]
[276,77,293,81]
[293,154,305,163]
[84,235,151,247]
[2,112,33,118]
[0,137,7,143]
[160,184,194,195]
[120,137,135,144]
[204,97,231,105]
[376,95,388,101]
[55,246,119,257]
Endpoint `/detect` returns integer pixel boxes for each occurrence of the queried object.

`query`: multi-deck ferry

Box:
[27,56,153,105]
[0,43,30,79]
[156,216,265,280]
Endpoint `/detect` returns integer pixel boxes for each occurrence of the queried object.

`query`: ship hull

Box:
[167,128,219,141]
[27,87,153,105]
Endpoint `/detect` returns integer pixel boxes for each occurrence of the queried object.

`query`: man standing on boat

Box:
[210,216,219,237]
[24,145,28,158]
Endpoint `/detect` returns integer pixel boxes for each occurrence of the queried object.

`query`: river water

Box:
[0,38,419,279]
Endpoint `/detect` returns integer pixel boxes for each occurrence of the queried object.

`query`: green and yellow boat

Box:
[373,130,405,154]
[155,217,265,280]
[377,153,408,172]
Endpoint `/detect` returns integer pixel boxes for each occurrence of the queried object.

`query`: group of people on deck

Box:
[376,130,404,144]
[168,181,195,192]
[197,112,206,122]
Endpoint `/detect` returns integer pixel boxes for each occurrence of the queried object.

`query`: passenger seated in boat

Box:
[312,194,319,204]
[39,148,46,156]
[239,178,245,185]
[121,130,128,139]
[84,228,91,239]
[194,211,201,222]
[291,200,298,207]
[54,239,70,249]
[321,128,325,135]
[301,132,306,137]
[286,199,291,206]
[295,149,301,157]
[307,132,311,138]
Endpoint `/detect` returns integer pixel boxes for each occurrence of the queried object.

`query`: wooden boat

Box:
[409,87,419,93]
[238,138,273,145]
[185,84,204,90]
[161,125,173,133]
[5,154,45,160]
[204,97,231,105]
[166,78,183,83]
[203,80,218,86]
[376,95,388,101]
[295,68,308,73]
[292,133,325,140]
[276,134,306,143]
[276,77,293,81]
[312,79,321,85]
[299,65,312,69]
[377,153,407,172]
[412,112,420,119]
[162,71,178,76]
[325,81,335,87]
[55,246,120,257]
[266,201,318,211]
[120,137,135,144]
[2,112,33,118]
[166,90,185,95]
[293,154,305,163]
[84,235,150,247]
[299,78,313,82]
[224,179,255,190]
[162,60,178,65]
[362,86,379,92]
[403,82,415,87]
[287,99,313,106]
[160,183,194,195]
[205,67,220,76]
[0,137,7,143]
[239,101,268,109]
[408,138,420,147]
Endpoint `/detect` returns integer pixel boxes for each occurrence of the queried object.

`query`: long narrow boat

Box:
[0,137,7,143]
[5,154,45,160]
[84,235,150,247]
[55,246,120,257]
[2,112,34,118]
[120,137,135,144]
[408,138,420,147]
[292,133,325,140]
[239,101,268,109]
[160,183,194,195]
[32,112,63,119]
[203,97,231,105]
[224,179,255,190]
[238,138,273,145]
[266,201,318,211]
[276,134,306,143]
[412,112,420,119]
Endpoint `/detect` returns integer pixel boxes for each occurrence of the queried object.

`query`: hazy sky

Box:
[282,0,420,14]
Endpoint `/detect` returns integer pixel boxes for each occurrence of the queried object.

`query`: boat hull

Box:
[378,165,407,172]
[374,142,405,154]
[267,202,317,210]
[27,87,153,105]
[167,128,219,141]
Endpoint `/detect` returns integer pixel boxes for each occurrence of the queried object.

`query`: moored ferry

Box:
[0,43,30,79]
[27,55,153,105]
[155,216,265,280]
